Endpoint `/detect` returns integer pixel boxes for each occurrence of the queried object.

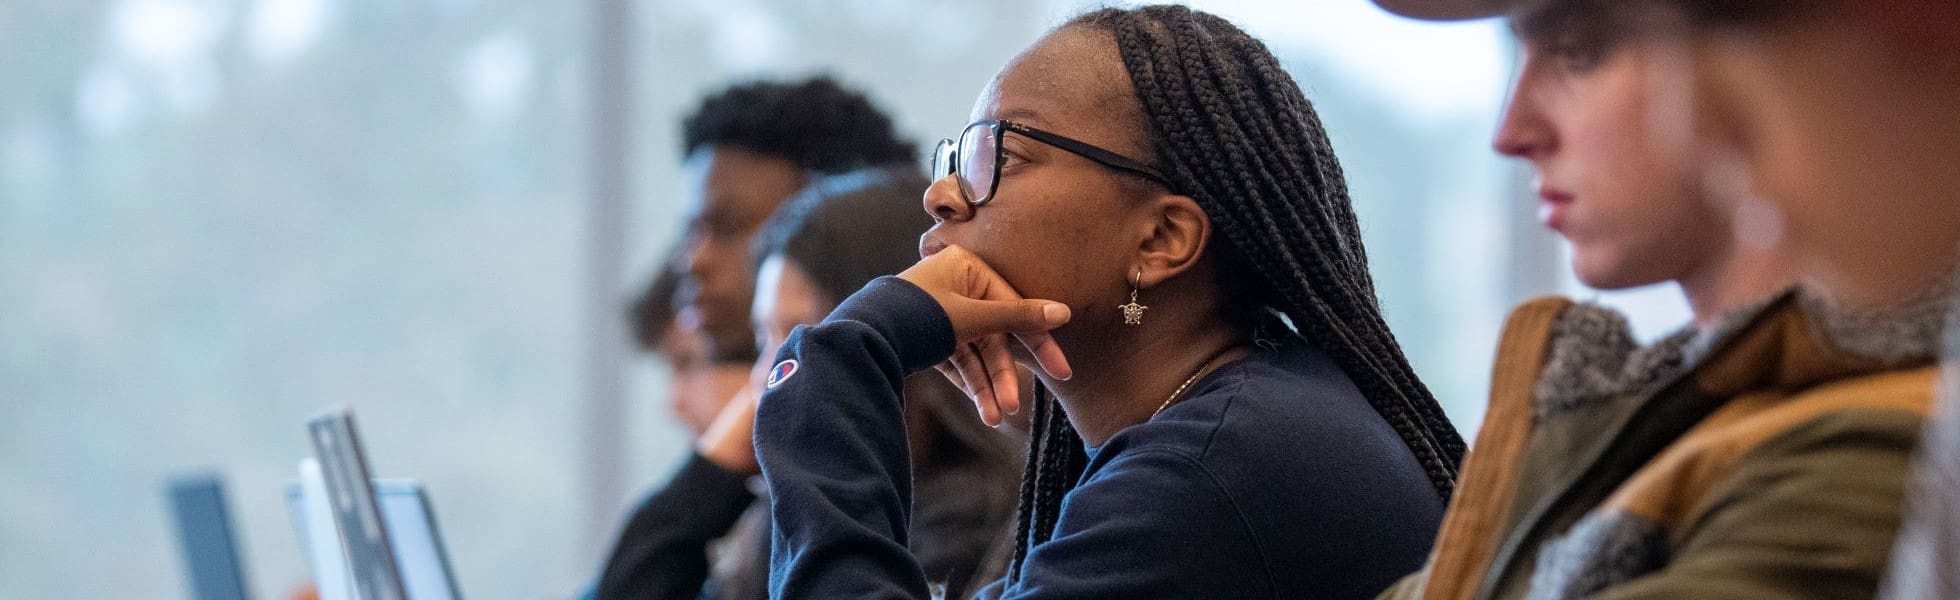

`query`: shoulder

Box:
[1103,341,1386,462]
[1712,366,1937,480]
[1096,340,1445,515]
[1615,366,1936,540]
[1216,342,1420,463]
[1687,366,1937,468]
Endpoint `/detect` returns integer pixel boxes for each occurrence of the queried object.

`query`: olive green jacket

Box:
[1384,292,1937,600]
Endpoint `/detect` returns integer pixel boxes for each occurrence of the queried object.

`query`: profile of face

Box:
[919,27,1178,350]
[680,146,809,357]
[749,255,830,373]
[1494,13,1726,290]
[1686,4,1960,304]
[657,314,751,436]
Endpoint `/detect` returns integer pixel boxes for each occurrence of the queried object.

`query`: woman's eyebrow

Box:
[993,106,1046,125]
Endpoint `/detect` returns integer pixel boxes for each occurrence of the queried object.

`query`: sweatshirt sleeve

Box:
[754,277,957,600]
[593,452,759,600]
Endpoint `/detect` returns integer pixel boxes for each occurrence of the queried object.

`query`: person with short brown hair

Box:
[1371,1,1950,598]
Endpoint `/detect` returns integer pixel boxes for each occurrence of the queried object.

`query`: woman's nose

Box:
[922,174,973,223]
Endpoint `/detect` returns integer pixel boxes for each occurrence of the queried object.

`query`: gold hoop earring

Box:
[1119,268,1148,326]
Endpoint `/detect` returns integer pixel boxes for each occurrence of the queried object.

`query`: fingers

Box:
[974,334,1022,418]
[903,244,1073,382]
[932,363,979,402]
[953,293,1073,337]
[947,345,1003,426]
[1013,330,1074,381]
[961,258,1071,359]
[947,296,1072,379]
[912,245,1072,336]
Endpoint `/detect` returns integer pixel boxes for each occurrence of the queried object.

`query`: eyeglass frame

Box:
[932,119,1175,206]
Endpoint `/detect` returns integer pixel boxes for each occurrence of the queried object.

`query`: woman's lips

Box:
[918,232,947,259]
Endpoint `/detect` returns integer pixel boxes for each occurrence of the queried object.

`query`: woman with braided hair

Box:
[754,6,1461,599]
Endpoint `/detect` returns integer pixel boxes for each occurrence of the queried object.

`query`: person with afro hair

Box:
[673,76,915,366]
[587,77,916,600]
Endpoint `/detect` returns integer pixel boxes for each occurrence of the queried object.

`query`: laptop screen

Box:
[167,475,251,600]
[285,477,462,600]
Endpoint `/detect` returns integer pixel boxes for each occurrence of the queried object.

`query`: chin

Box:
[1570,252,1654,292]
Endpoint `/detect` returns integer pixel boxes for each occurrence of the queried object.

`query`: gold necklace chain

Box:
[1150,349,1239,420]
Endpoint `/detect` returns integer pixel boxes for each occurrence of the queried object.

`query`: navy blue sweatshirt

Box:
[755,277,1444,599]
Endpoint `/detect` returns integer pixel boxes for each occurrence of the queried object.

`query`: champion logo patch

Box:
[765,359,799,389]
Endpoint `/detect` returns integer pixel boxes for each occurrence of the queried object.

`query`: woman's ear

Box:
[1134,193,1210,288]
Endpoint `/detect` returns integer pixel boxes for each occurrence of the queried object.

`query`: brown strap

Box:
[1420,296,1572,600]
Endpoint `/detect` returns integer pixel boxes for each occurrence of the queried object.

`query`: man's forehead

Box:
[686,147,804,216]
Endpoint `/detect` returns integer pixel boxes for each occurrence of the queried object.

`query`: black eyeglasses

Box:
[931,119,1173,206]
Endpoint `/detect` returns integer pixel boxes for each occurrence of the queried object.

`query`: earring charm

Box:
[1119,268,1148,325]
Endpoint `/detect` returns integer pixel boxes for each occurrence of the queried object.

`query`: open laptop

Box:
[294,407,464,600]
[166,474,253,600]
[285,473,465,600]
